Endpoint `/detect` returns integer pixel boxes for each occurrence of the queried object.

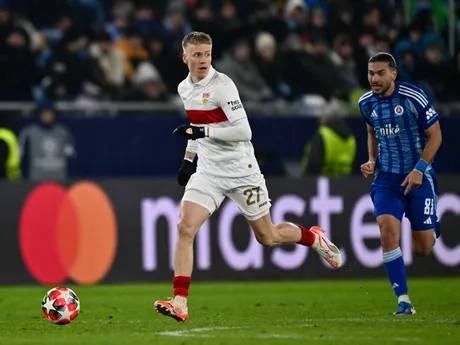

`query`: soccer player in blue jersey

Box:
[358,52,442,315]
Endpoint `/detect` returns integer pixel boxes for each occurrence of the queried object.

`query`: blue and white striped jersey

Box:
[358,82,440,174]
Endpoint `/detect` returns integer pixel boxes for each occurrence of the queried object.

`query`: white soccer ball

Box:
[41,287,80,325]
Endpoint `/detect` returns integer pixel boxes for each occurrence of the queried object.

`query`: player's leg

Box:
[227,173,342,268]
[406,170,438,257]
[154,173,225,322]
[371,175,414,315]
[248,212,342,268]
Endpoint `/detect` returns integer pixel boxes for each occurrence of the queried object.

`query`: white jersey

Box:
[177,66,260,178]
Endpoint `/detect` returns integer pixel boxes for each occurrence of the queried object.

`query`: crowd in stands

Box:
[0,0,459,108]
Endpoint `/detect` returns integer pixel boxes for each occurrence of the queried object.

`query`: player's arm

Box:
[357,102,378,162]
[402,94,441,195]
[206,118,251,142]
[206,78,251,142]
[360,124,378,178]
[173,79,251,142]
[358,99,378,178]
[414,121,442,174]
[413,99,442,174]
[176,139,197,187]
[367,124,378,163]
[184,140,197,162]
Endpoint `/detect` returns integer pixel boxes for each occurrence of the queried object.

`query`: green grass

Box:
[0,278,459,345]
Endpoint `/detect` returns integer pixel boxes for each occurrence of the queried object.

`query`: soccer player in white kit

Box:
[154,32,342,322]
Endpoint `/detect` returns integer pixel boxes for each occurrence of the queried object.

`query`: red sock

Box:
[297,226,315,246]
[173,276,191,298]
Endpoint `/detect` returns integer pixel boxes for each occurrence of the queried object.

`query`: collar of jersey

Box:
[188,66,216,87]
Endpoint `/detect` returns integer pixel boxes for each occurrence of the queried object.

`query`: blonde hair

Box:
[182,31,212,51]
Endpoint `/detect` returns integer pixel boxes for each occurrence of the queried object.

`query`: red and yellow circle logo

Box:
[19,182,117,285]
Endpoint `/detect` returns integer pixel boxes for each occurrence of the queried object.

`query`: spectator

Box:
[19,101,75,182]
[254,32,290,100]
[393,41,418,83]
[329,34,361,100]
[308,5,328,40]
[216,39,273,103]
[42,29,90,100]
[122,61,168,101]
[283,0,308,39]
[133,5,164,36]
[415,38,458,102]
[301,102,356,176]
[89,30,126,89]
[0,27,37,101]
[328,1,356,42]
[116,27,149,83]
[248,0,288,43]
[162,5,192,55]
[0,0,455,108]
[146,35,186,95]
[0,121,20,180]
[284,35,341,101]
[214,1,246,59]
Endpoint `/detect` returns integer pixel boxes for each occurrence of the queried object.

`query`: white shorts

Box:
[182,172,271,221]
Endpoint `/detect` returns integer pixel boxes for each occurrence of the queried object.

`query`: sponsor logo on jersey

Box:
[229,99,242,111]
[379,124,400,137]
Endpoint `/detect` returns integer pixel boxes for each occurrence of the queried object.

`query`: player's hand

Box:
[177,159,194,186]
[360,160,376,178]
[173,125,206,140]
[401,170,423,196]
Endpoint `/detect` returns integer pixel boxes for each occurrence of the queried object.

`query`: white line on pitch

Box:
[156,329,421,342]
[157,326,245,337]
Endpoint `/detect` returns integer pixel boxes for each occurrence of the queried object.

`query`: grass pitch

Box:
[0,277,459,345]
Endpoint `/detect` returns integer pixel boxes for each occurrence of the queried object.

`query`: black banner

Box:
[0,176,459,285]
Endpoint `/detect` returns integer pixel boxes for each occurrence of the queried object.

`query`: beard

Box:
[372,82,392,96]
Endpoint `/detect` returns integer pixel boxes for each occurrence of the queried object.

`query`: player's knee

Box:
[380,228,399,248]
[177,218,198,241]
[378,219,399,248]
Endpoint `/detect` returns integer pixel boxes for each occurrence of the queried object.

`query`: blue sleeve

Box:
[359,102,373,127]
[411,89,440,131]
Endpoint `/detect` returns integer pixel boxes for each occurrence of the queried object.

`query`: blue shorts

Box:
[370,170,438,230]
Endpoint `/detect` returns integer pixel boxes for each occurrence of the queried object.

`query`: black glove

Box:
[173,124,206,140]
[177,159,195,186]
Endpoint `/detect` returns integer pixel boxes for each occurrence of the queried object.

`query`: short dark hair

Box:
[368,52,397,69]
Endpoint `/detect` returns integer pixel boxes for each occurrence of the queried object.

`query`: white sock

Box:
[398,295,411,304]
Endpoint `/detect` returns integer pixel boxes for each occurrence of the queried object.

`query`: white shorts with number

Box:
[182,172,271,221]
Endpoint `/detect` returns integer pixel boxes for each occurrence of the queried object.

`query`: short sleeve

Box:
[401,85,440,130]
[417,100,440,131]
[359,102,373,127]
[216,78,247,123]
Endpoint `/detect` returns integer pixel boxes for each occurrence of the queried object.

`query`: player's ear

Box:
[182,52,187,65]
[392,68,397,81]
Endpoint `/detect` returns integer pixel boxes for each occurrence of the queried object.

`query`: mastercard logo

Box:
[19,182,117,285]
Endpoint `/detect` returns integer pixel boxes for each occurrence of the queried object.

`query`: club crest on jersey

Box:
[394,105,404,115]
[202,92,210,104]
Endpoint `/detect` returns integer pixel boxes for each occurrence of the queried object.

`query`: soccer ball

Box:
[41,287,80,325]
